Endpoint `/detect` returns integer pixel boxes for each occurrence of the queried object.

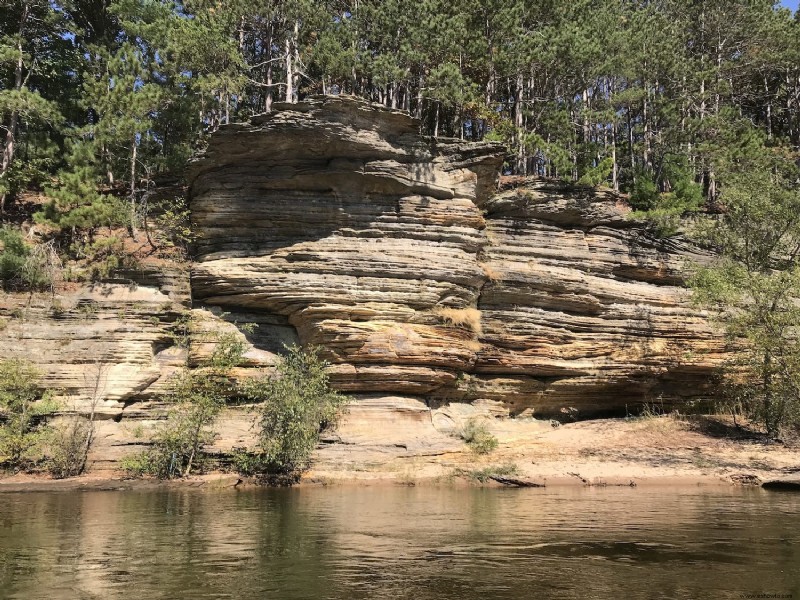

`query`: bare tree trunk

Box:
[627,110,635,179]
[515,73,525,175]
[292,19,299,102]
[415,76,423,120]
[285,35,293,102]
[129,136,138,240]
[642,79,651,171]
[764,74,773,140]
[264,21,273,112]
[0,2,30,213]
[611,122,618,192]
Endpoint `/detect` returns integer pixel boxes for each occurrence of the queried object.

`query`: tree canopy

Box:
[1,0,798,213]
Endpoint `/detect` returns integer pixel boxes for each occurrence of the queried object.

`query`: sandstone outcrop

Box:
[189,96,726,419]
[0,96,729,472]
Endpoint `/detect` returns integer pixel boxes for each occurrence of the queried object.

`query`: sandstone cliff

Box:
[0,96,727,471]
[189,96,725,421]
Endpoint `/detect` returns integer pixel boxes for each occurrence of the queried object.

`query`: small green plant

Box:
[76,302,98,319]
[45,361,105,478]
[238,346,348,479]
[459,417,498,455]
[0,359,57,471]
[120,451,154,477]
[72,236,138,281]
[45,417,94,478]
[229,447,265,477]
[50,299,66,317]
[122,334,245,479]
[127,423,146,439]
[0,227,58,291]
[169,312,193,348]
[151,196,194,253]
[453,463,519,483]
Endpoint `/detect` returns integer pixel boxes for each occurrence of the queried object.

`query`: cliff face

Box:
[189,96,725,420]
[0,96,727,472]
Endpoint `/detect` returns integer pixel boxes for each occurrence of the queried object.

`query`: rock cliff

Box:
[189,96,725,421]
[0,96,727,471]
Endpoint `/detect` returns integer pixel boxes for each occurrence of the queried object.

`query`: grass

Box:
[459,417,498,455]
[481,263,502,282]
[452,463,519,483]
[432,307,482,335]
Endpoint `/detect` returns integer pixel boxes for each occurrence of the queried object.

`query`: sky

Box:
[780,0,799,12]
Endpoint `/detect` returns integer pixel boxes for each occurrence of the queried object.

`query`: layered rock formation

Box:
[189,96,726,420]
[0,96,728,472]
[0,267,190,416]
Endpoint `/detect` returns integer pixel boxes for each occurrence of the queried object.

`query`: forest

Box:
[1,0,799,214]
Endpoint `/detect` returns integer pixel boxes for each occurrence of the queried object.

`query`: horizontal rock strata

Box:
[189,96,727,419]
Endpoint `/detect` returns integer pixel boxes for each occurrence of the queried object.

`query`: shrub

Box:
[122,406,220,478]
[240,346,348,478]
[45,417,94,478]
[122,335,245,479]
[453,463,518,483]
[71,236,138,281]
[151,196,194,253]
[460,417,498,455]
[0,227,57,290]
[0,359,57,470]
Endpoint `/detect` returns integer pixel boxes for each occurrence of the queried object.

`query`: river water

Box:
[0,486,798,599]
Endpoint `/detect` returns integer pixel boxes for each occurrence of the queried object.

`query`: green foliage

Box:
[73,236,138,281]
[45,418,94,479]
[629,174,660,211]
[3,0,800,224]
[0,228,30,286]
[577,158,614,187]
[459,417,498,455]
[453,463,519,483]
[0,227,55,290]
[691,160,800,438]
[151,196,194,253]
[36,143,129,235]
[123,341,345,481]
[0,359,57,470]
[629,160,704,236]
[239,346,348,478]
[123,334,245,479]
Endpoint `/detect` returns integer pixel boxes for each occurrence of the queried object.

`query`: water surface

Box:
[1,486,798,599]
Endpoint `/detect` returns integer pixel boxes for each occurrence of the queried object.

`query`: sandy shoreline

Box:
[2,415,798,493]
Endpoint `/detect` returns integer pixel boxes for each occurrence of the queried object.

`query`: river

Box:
[0,486,798,599]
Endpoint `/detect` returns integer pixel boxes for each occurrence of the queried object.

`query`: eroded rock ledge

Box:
[189,96,726,420]
[0,97,729,472]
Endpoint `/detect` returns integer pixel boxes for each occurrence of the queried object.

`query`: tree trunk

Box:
[0,2,30,213]
[292,20,299,102]
[642,80,651,171]
[764,74,772,140]
[515,73,525,174]
[265,21,273,112]
[285,35,293,102]
[627,110,635,179]
[129,136,138,240]
[611,122,618,192]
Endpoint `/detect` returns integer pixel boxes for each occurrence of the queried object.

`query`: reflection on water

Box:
[0,486,798,599]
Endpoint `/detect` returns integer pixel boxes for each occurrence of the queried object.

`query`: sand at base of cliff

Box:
[307,414,799,487]
[1,416,797,491]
